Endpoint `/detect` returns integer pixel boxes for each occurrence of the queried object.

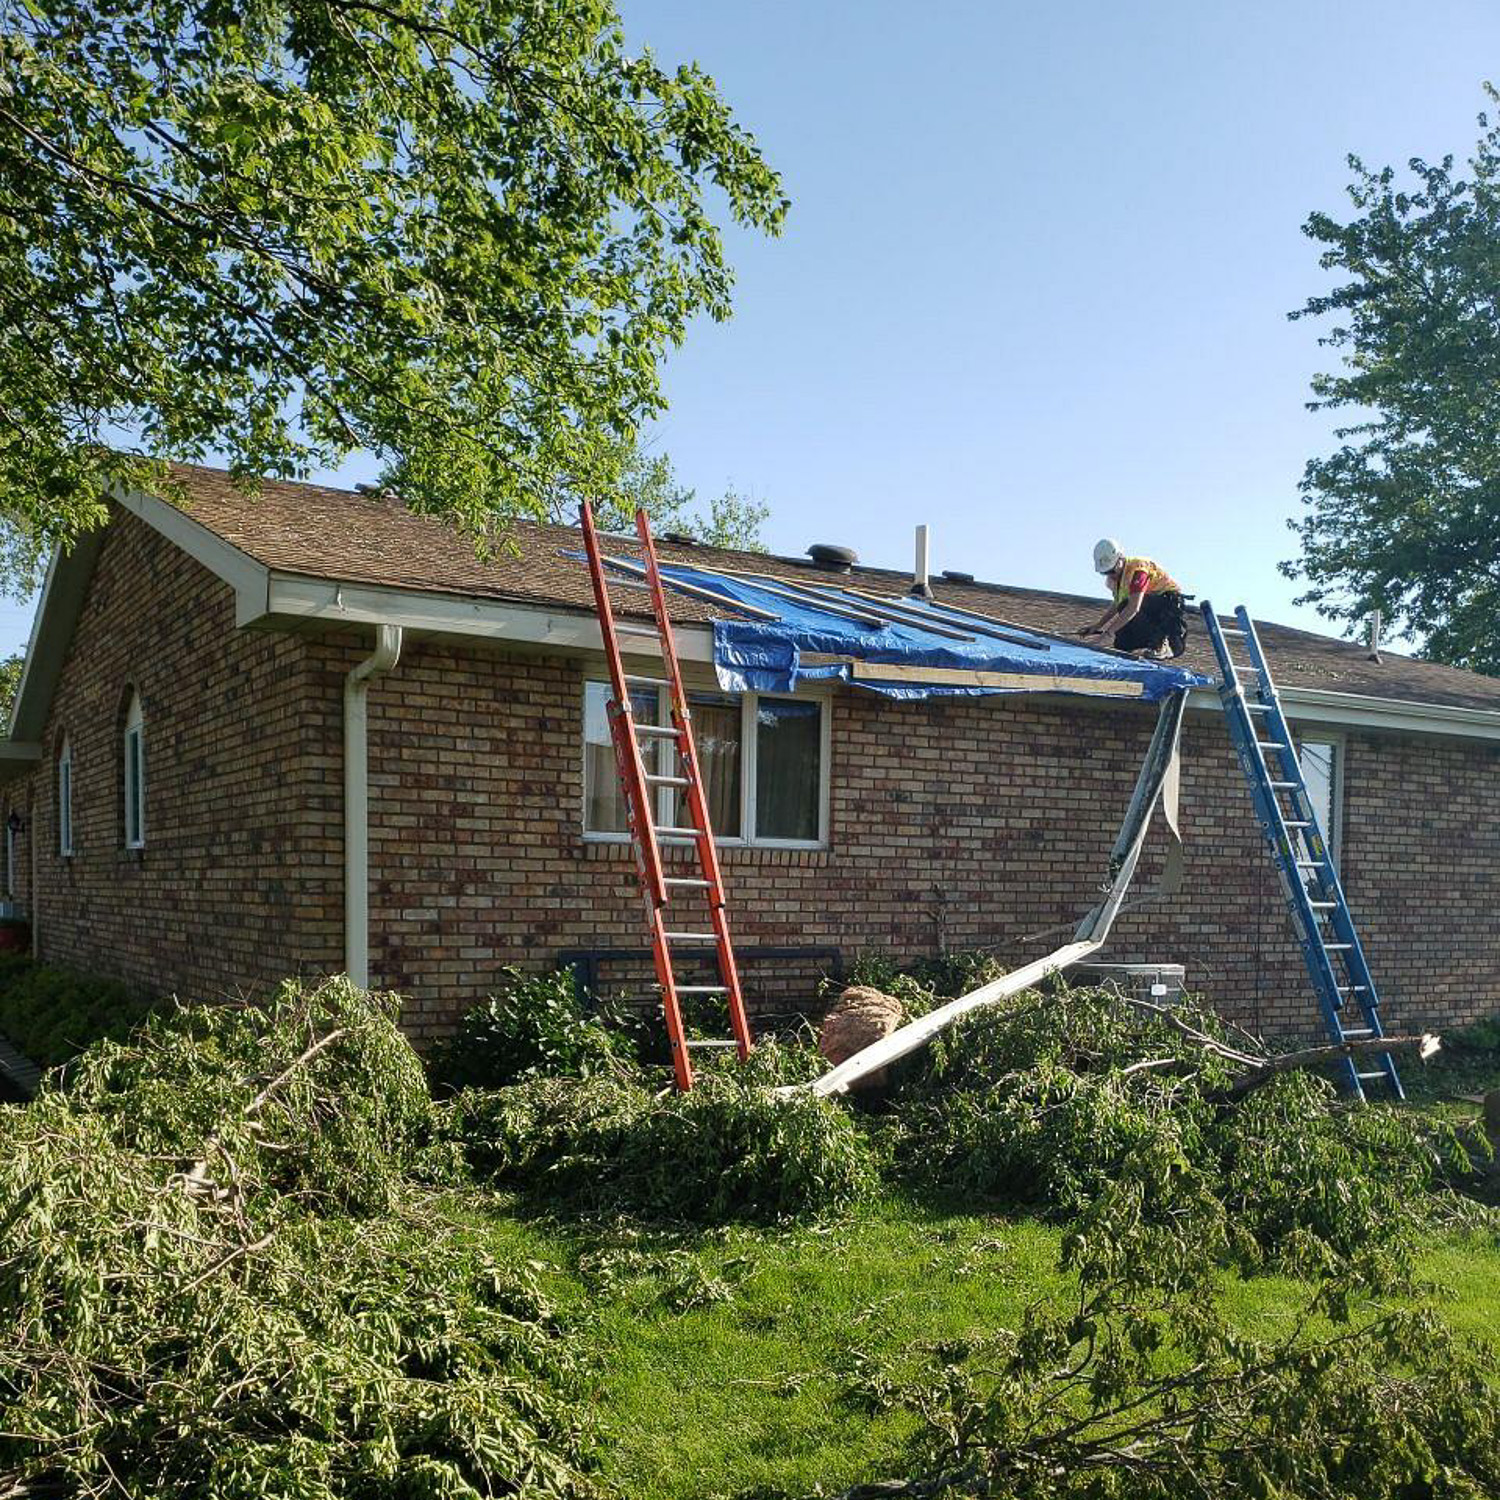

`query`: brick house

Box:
[2,462,1499,1045]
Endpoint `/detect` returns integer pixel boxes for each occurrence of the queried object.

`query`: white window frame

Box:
[582,681,831,850]
[123,691,145,849]
[57,738,73,857]
[1295,728,1345,866]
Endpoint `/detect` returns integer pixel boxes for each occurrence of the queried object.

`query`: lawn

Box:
[469,1182,1500,1499]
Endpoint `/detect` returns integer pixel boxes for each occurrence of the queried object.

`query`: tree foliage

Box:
[581,438,771,550]
[0,976,601,1499]
[0,0,786,584]
[1286,91,1500,671]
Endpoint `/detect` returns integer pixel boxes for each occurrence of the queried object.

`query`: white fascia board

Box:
[256,573,1500,742]
[261,572,719,663]
[1186,682,1500,742]
[110,485,270,623]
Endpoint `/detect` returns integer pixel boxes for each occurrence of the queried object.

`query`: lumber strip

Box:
[847,660,1148,696]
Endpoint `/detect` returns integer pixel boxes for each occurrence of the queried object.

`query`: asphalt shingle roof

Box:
[160,463,1500,714]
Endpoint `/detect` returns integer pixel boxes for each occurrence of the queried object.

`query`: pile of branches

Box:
[0,977,599,1500]
[885,983,1488,1281]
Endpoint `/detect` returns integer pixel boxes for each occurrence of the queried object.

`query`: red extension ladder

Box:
[579,501,754,1090]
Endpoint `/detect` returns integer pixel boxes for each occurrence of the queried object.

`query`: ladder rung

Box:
[1295,859,1325,868]
[656,825,704,838]
[1308,901,1337,909]
[634,723,682,738]
[1336,984,1369,993]
[616,623,662,638]
[1256,741,1284,751]
[684,1039,740,1050]
[1323,943,1353,950]
[1268,780,1300,789]
[1221,627,1249,636]
[1356,1070,1391,1082]
[1245,702,1273,713]
[1340,1027,1376,1038]
[665,877,711,888]
[1285,820,1312,828]
[646,774,689,787]
[664,931,718,942]
[675,985,728,994]
[1232,665,1259,675]
[624,673,669,687]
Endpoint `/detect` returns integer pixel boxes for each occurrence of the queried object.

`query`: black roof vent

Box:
[807,543,859,573]
[941,569,975,584]
[660,531,697,546]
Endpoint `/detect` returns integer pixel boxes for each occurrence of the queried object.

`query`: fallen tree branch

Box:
[1116,995,1263,1068]
[1211,1034,1441,1101]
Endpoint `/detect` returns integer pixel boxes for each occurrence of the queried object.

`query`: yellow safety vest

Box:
[1113,556,1181,606]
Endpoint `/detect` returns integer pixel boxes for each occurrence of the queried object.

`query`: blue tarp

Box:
[649,562,1210,703]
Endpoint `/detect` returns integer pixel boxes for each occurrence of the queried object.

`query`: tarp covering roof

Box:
[639,560,1210,703]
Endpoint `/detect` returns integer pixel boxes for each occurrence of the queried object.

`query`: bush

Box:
[428,966,631,1090]
[0,975,598,1499]
[0,956,157,1068]
[449,1066,879,1223]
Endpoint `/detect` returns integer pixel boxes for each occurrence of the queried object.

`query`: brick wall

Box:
[10,512,337,999]
[333,635,1500,1043]
[12,515,1500,1046]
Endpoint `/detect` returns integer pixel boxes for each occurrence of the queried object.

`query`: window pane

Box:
[755,698,821,842]
[1298,737,1338,871]
[126,727,143,845]
[584,682,659,833]
[687,693,742,837]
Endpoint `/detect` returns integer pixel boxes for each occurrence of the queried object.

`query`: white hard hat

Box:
[1093,537,1123,574]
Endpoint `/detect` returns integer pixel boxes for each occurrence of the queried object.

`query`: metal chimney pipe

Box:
[1367,608,1383,663]
[910,524,933,599]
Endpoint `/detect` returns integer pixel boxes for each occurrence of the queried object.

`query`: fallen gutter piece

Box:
[795,689,1190,1098]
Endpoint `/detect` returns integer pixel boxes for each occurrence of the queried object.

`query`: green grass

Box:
[462,1189,1500,1500]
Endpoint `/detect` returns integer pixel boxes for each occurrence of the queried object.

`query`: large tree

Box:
[1285,93,1500,673]
[0,0,785,584]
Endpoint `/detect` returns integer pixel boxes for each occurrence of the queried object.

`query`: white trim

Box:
[1186,681,1500,742]
[581,680,830,850]
[56,738,73,857]
[263,572,720,662]
[110,485,270,616]
[122,690,145,849]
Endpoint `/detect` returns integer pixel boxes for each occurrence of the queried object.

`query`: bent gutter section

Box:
[799,689,1189,1098]
[344,624,403,987]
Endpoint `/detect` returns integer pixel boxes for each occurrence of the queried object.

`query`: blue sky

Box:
[2,0,1493,655]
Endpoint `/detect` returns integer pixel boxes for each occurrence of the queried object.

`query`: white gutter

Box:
[344,624,402,987]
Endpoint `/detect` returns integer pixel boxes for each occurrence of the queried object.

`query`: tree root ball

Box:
[818,985,906,1090]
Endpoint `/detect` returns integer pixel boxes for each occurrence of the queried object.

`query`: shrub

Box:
[428,966,631,1090]
[449,1066,879,1223]
[0,975,598,1499]
[0,956,157,1068]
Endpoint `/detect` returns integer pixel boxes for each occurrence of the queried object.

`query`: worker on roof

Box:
[1079,539,1188,659]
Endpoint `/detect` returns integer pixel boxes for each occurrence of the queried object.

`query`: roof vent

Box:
[941,569,975,584]
[660,531,697,546]
[807,543,858,573]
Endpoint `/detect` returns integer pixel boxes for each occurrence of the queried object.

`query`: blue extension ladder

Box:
[1200,603,1401,1101]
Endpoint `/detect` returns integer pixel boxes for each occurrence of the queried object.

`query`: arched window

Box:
[57,737,74,856]
[123,691,145,849]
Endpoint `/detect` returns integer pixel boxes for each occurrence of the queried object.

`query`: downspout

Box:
[344,625,402,987]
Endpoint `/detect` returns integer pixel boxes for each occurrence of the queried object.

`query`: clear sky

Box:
[1,0,1493,655]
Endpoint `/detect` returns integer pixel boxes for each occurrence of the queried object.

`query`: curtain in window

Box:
[688,693,742,836]
[585,683,660,833]
[755,698,821,841]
